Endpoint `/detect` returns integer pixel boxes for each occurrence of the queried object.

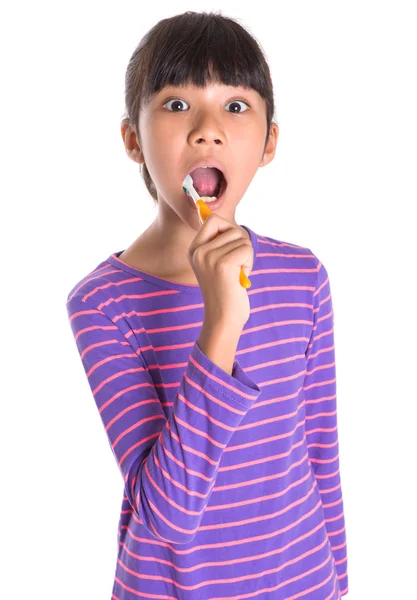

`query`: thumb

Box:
[241,246,254,276]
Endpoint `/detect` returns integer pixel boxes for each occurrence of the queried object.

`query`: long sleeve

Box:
[303,256,349,596]
[66,293,261,546]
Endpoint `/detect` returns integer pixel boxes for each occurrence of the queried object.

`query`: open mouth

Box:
[188,167,227,201]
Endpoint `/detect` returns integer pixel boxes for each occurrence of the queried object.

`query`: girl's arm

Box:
[303,255,349,597]
[66,293,261,546]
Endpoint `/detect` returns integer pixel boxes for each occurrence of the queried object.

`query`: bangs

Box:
[138,12,271,107]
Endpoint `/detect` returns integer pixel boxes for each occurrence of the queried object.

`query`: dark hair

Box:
[122,10,277,205]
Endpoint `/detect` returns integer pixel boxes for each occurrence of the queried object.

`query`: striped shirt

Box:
[66,224,348,599]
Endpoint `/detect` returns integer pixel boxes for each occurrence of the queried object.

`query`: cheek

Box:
[232,125,265,155]
[149,123,183,161]
[236,141,264,174]
[144,127,175,168]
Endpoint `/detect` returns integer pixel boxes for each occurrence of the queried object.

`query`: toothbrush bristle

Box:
[182,173,196,197]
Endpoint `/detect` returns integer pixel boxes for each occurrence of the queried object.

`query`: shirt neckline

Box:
[107,224,258,292]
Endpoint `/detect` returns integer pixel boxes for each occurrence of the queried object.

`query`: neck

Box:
[146,199,247,271]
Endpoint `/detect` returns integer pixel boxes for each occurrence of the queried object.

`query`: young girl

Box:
[66,10,348,599]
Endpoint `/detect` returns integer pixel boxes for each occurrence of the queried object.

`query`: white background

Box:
[1,1,416,598]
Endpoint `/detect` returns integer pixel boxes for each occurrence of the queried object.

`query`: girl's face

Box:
[129,80,278,227]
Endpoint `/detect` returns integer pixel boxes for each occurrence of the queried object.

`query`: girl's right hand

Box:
[187,213,254,331]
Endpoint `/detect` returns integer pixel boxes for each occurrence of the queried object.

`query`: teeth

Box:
[200,196,218,203]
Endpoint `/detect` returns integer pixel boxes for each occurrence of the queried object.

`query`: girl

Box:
[66,10,348,599]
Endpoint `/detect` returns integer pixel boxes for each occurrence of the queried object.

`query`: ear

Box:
[259,122,279,168]
[120,119,145,165]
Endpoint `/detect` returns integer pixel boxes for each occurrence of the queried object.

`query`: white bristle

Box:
[182,174,199,201]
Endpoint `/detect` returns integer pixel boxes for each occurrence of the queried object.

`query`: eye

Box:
[163,98,250,113]
[164,98,190,112]
[225,100,249,114]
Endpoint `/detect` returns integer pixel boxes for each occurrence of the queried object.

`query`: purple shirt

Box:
[66,224,348,599]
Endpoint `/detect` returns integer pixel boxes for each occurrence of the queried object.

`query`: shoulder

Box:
[65,252,135,325]
[252,229,327,290]
[66,255,112,307]
[255,229,321,266]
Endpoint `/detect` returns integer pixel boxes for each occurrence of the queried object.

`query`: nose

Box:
[190,116,225,146]
[195,136,222,145]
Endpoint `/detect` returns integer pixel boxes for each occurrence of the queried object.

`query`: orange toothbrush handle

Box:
[196,199,252,289]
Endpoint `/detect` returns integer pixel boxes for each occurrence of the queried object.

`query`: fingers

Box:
[206,238,253,273]
[187,214,246,261]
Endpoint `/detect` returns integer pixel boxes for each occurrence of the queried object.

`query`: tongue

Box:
[190,167,222,197]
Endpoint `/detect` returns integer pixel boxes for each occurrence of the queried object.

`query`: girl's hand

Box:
[187,213,254,331]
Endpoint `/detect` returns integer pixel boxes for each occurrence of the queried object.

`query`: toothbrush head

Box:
[182,173,194,196]
[182,173,200,202]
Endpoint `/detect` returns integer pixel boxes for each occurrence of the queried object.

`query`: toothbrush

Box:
[182,174,251,289]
